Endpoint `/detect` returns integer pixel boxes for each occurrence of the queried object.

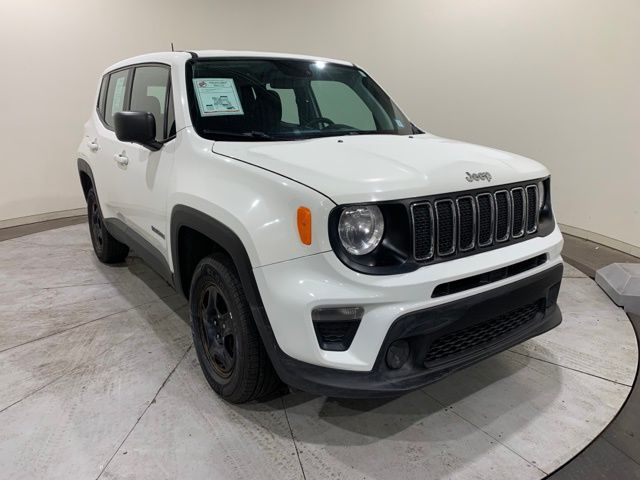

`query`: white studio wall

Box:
[0,0,638,252]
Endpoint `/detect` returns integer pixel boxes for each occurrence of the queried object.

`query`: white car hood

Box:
[212,133,549,205]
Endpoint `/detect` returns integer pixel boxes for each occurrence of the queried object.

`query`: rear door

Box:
[92,67,132,218]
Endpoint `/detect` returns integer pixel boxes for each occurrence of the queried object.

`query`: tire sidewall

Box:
[86,189,104,258]
[189,259,249,399]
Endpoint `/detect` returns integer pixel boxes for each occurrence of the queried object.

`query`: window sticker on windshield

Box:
[193,78,244,116]
[394,119,405,128]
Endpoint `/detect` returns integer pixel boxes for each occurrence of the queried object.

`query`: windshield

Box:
[187,58,416,141]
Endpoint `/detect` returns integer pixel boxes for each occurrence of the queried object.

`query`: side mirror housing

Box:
[114,111,162,151]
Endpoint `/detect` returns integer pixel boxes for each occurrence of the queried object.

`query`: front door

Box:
[116,65,176,259]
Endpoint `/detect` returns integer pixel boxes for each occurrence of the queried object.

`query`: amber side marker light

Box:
[297,207,312,245]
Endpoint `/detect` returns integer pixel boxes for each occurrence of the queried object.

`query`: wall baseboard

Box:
[0,208,86,229]
[559,223,640,259]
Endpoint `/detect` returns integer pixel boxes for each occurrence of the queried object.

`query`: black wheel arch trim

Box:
[77,158,96,200]
[169,205,283,365]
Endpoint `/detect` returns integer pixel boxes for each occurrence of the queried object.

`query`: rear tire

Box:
[190,253,281,403]
[87,188,129,263]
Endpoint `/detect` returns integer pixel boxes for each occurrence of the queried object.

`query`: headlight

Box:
[338,205,384,255]
[537,181,545,210]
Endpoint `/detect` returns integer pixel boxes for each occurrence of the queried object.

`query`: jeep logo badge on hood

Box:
[466,171,492,182]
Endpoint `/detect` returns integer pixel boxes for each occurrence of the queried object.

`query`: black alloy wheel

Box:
[198,283,236,377]
[89,198,104,255]
[86,187,129,263]
[189,254,281,403]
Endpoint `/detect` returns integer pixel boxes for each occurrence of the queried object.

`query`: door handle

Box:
[87,139,99,152]
[114,152,129,166]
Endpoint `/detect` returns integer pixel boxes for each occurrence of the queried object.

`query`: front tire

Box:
[190,254,280,403]
[87,188,129,263]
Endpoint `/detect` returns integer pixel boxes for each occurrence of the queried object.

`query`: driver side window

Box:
[130,65,173,141]
[311,80,375,130]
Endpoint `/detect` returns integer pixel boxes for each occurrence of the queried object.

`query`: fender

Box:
[170,205,282,362]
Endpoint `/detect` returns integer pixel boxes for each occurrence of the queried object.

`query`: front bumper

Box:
[264,263,563,397]
[253,226,563,371]
[250,226,564,396]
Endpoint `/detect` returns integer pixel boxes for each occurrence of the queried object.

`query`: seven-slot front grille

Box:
[412,182,540,263]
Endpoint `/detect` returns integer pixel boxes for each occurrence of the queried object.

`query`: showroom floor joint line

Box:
[95,346,192,480]
[508,349,635,388]
[40,281,112,290]
[420,389,550,476]
[0,295,177,355]
[281,396,307,480]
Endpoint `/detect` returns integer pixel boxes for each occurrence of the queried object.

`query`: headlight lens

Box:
[338,205,384,255]
[537,181,545,210]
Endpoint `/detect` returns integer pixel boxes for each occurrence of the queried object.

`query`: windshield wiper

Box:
[203,130,275,140]
[295,130,380,139]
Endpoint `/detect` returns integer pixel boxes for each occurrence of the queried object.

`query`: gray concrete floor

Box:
[0,224,637,480]
[549,237,640,479]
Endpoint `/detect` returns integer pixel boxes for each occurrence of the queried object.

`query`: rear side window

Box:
[104,69,130,128]
[97,76,108,119]
[130,66,172,141]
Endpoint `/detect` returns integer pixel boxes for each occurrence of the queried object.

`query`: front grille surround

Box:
[411,181,543,265]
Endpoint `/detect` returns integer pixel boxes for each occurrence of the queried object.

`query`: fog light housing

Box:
[386,340,410,369]
[312,306,364,351]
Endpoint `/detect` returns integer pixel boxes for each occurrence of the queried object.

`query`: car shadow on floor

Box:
[240,346,562,446]
[113,248,563,454]
[107,252,190,322]
[227,350,563,480]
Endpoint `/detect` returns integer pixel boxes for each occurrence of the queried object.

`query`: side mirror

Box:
[114,111,162,151]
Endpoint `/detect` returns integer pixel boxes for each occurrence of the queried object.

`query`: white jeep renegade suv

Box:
[77,50,564,403]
